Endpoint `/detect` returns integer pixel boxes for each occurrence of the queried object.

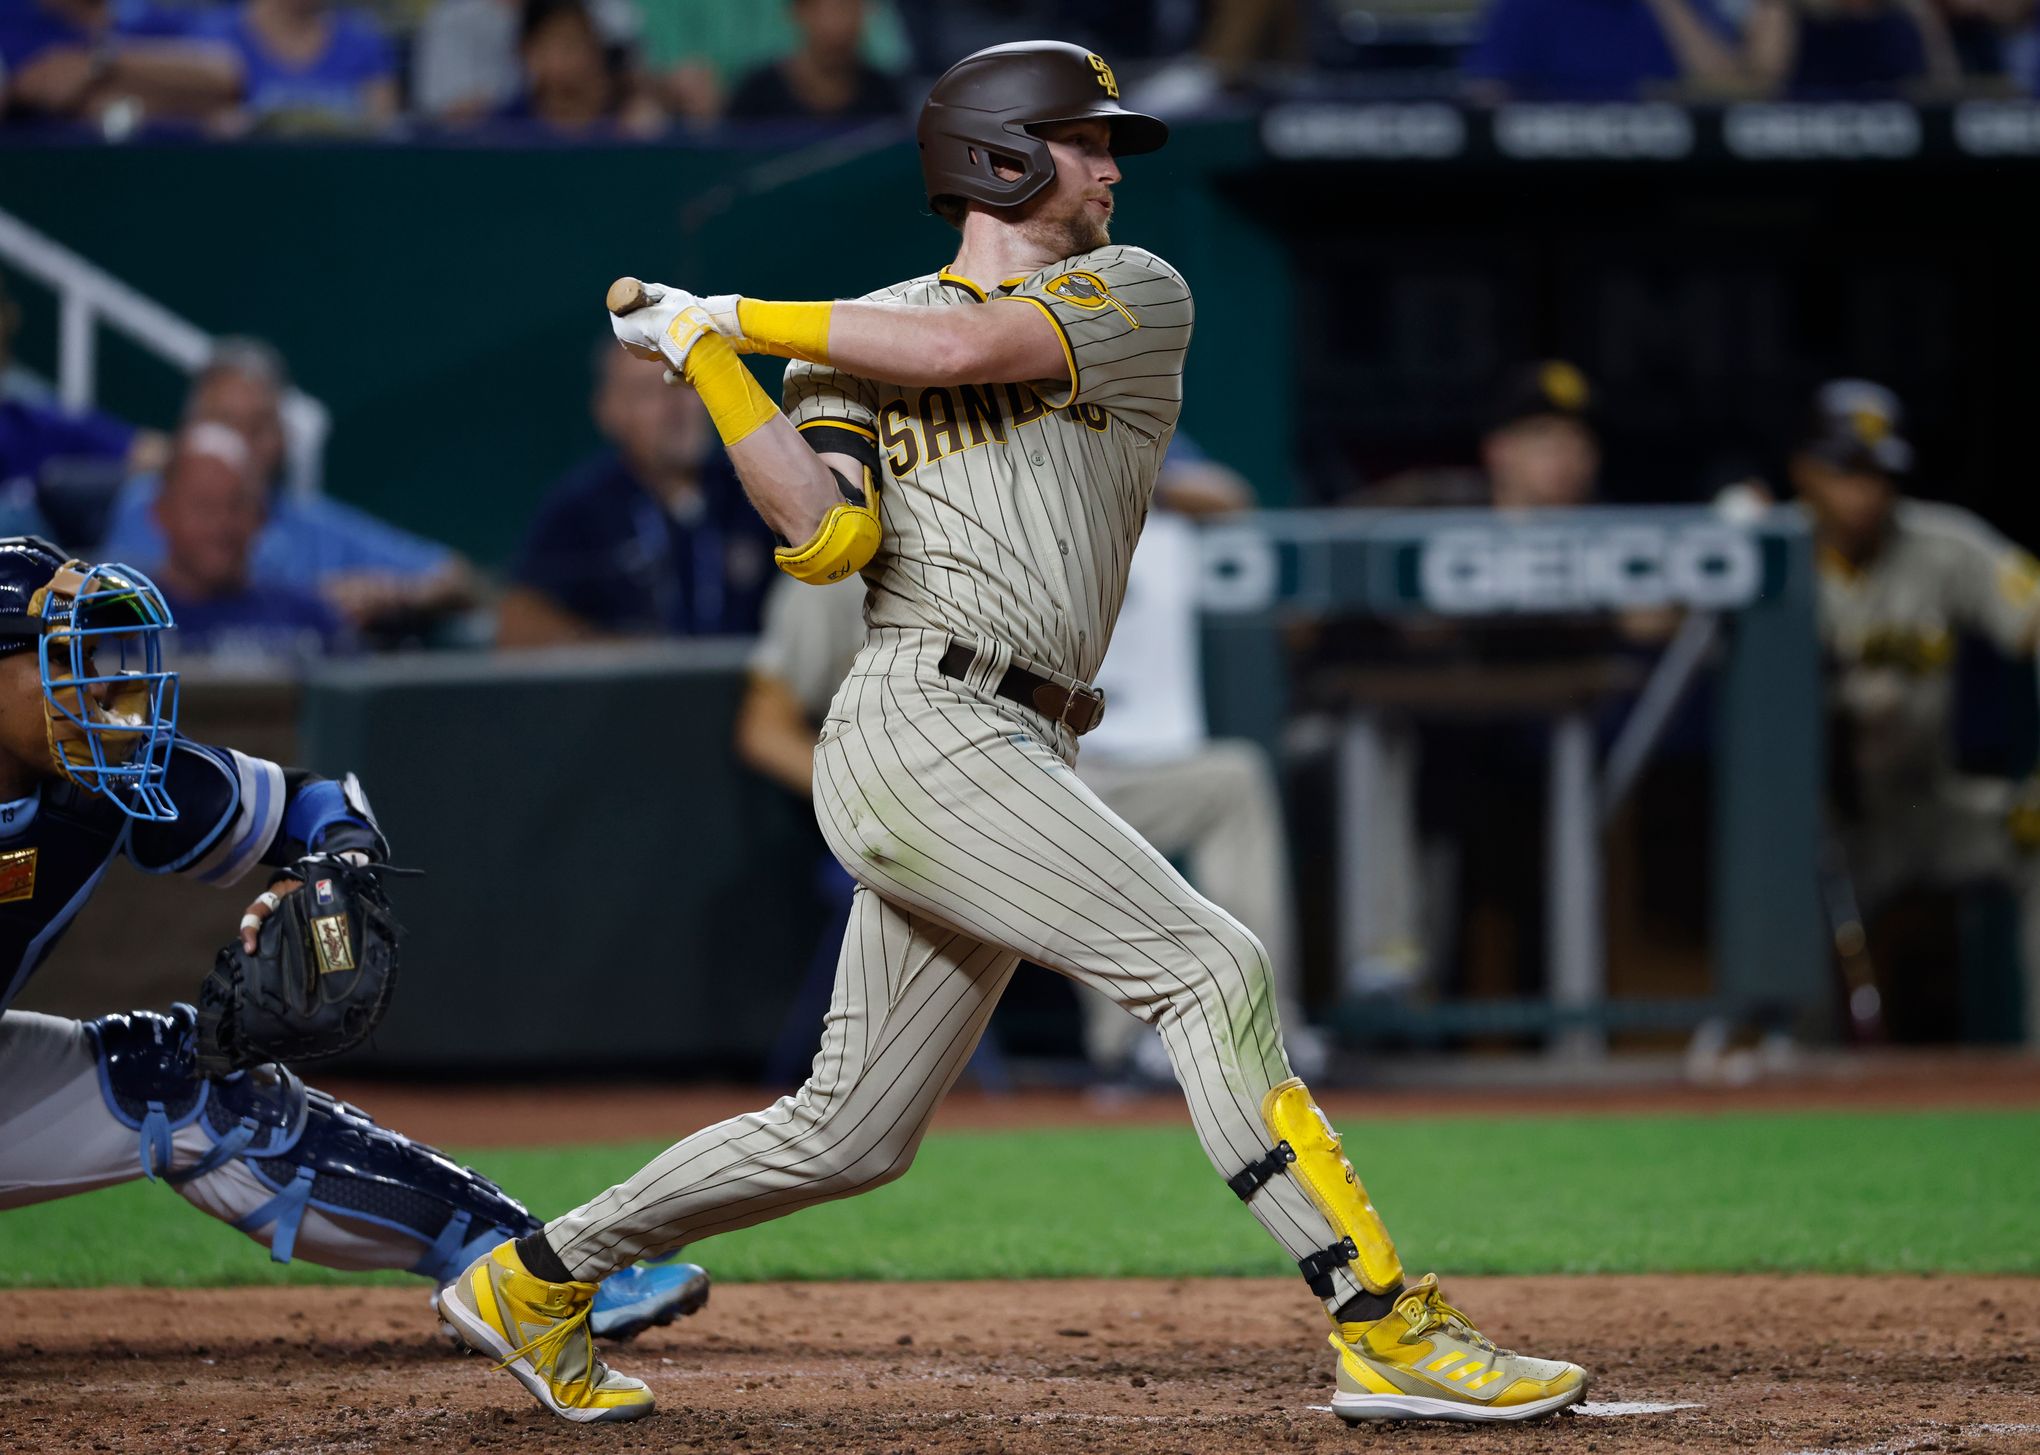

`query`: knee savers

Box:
[88,1005,538,1281]
[1229,1076,1403,1298]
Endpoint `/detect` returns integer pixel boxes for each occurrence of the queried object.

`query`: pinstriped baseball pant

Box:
[546,630,1369,1310]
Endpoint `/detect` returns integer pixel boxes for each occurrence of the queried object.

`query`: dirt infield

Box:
[5,1274,2035,1454]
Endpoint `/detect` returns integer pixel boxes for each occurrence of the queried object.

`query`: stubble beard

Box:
[1020,196,1110,260]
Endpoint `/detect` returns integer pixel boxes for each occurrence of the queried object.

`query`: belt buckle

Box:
[1059,685,1105,736]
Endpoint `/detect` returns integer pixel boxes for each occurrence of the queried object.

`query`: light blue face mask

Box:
[32,559,182,822]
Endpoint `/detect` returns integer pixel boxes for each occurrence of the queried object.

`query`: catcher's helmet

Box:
[917,40,1168,213]
[0,533,181,821]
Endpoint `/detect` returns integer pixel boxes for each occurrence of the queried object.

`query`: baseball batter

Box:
[443,40,1587,1427]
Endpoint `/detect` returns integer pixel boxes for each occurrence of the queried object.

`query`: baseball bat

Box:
[606,276,656,316]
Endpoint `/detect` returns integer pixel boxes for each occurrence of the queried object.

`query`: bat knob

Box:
[607,276,655,316]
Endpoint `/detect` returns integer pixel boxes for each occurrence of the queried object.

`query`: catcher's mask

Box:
[0,540,180,821]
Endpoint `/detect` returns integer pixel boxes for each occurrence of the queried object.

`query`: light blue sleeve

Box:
[254,495,456,584]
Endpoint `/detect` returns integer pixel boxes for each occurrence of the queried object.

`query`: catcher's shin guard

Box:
[1228,1076,1403,1298]
[193,1082,541,1277]
[89,1005,539,1276]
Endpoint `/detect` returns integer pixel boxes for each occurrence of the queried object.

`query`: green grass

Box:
[4,1109,2036,1289]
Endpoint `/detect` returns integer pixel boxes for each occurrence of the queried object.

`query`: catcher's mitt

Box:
[195,853,404,1075]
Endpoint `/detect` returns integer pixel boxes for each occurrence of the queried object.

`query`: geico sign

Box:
[1418,525,1761,614]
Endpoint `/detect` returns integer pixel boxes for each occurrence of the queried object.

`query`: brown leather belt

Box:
[938,642,1107,735]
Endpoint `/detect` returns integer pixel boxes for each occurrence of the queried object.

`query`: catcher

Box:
[0,533,704,1340]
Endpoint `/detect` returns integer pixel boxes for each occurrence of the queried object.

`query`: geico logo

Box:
[1418,526,1761,614]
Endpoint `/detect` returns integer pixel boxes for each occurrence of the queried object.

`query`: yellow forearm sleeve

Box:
[736,298,834,364]
[683,332,780,446]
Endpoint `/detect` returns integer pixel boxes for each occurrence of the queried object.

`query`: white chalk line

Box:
[1306,1401,1702,1418]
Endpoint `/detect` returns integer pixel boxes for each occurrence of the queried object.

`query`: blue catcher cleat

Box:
[435,1255,709,1347]
[588,1256,711,1342]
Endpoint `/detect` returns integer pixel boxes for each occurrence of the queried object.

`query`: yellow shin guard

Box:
[1230,1076,1404,1298]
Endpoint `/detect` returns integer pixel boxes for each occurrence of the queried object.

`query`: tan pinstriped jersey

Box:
[1817,499,2040,785]
[780,245,1194,684]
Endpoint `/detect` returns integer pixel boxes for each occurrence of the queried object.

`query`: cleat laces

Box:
[495,1298,601,1403]
[1403,1282,1511,1358]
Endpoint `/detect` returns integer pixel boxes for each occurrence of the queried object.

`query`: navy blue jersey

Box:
[0,738,376,1012]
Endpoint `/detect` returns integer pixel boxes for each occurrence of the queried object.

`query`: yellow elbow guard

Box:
[1230,1077,1404,1298]
[776,468,880,584]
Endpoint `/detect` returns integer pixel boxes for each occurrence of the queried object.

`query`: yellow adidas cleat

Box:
[1328,1273,1587,1424]
[440,1241,655,1423]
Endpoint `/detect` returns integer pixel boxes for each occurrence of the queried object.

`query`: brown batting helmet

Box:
[916,40,1168,212]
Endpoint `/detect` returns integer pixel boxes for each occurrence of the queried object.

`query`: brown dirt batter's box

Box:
[6,1275,2035,1454]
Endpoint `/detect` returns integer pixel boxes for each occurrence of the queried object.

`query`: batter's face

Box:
[1007,118,1120,258]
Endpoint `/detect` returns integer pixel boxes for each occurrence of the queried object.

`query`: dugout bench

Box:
[1196,504,1827,1057]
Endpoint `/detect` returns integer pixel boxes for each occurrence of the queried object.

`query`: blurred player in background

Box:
[1795,379,2040,1041]
[0,534,706,1339]
[1343,362,1607,1000]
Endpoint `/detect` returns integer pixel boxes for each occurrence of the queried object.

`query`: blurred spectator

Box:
[726,0,902,123]
[411,0,638,124]
[495,345,774,647]
[1794,379,2040,1041]
[0,270,165,542]
[1464,0,1746,101]
[732,435,1325,1084]
[631,0,908,123]
[499,0,661,136]
[0,0,239,127]
[195,0,399,131]
[150,421,349,664]
[99,338,480,639]
[1746,0,1963,97]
